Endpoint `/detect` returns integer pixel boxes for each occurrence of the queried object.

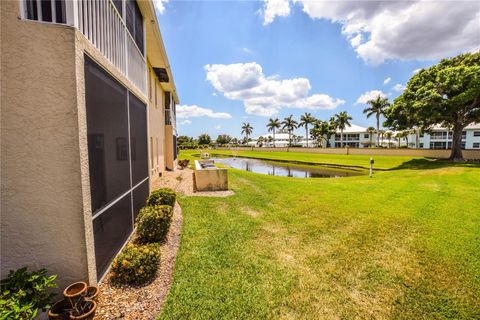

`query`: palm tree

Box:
[299,112,316,148]
[363,95,390,147]
[257,136,265,147]
[334,111,352,148]
[267,135,273,147]
[367,126,375,147]
[378,129,386,147]
[384,131,393,148]
[282,115,298,148]
[266,118,281,148]
[241,122,253,142]
[310,120,330,148]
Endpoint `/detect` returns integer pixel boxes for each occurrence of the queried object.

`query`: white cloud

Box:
[179,120,192,125]
[265,0,480,65]
[242,47,252,54]
[412,68,422,74]
[392,83,406,92]
[205,62,345,116]
[152,0,168,14]
[177,104,232,119]
[383,77,391,85]
[356,90,388,105]
[212,92,218,96]
[262,0,291,25]
[214,125,222,130]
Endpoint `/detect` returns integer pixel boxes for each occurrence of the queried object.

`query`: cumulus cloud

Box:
[152,0,168,14]
[383,77,391,85]
[264,0,480,65]
[204,62,345,116]
[356,90,388,105]
[177,105,232,119]
[392,83,406,92]
[262,0,291,25]
[179,120,192,125]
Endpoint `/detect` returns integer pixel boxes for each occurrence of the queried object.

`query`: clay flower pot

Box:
[48,299,71,320]
[85,285,99,301]
[63,282,87,299]
[69,300,97,320]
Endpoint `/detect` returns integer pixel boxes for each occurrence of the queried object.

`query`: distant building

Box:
[248,123,480,149]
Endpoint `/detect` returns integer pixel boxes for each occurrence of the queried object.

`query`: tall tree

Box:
[334,111,353,147]
[299,112,316,148]
[384,131,393,148]
[198,133,211,146]
[367,126,375,147]
[363,95,390,147]
[282,115,298,148]
[266,118,281,148]
[385,52,480,160]
[241,122,253,142]
[216,134,232,146]
[310,120,330,148]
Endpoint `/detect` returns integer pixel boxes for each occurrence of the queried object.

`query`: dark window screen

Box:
[93,195,133,278]
[126,0,144,54]
[113,0,123,16]
[55,0,66,23]
[129,93,148,185]
[85,56,130,213]
[26,0,38,20]
[40,0,52,22]
[132,180,149,220]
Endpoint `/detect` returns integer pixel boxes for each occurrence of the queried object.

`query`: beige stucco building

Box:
[1,0,178,288]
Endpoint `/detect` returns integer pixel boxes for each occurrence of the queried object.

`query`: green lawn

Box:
[159,150,480,319]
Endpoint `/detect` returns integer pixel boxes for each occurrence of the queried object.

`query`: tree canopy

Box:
[385,52,480,160]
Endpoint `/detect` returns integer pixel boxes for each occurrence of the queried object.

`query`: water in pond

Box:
[211,157,365,178]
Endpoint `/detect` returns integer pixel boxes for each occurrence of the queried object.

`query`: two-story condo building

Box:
[1,0,178,288]
[249,123,480,149]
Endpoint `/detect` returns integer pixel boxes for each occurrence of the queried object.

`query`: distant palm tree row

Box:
[241,94,396,148]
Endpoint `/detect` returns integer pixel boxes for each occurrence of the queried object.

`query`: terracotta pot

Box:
[64,282,87,299]
[85,285,99,301]
[69,300,97,320]
[48,299,71,320]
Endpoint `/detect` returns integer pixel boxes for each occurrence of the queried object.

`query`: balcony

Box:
[22,0,147,96]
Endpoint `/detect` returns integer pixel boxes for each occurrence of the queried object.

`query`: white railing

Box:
[74,0,147,96]
[22,0,147,96]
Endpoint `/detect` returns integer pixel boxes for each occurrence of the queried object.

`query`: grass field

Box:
[158,150,480,319]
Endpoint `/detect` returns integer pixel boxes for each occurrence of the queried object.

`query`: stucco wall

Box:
[0,1,89,289]
[224,147,480,159]
[147,61,167,187]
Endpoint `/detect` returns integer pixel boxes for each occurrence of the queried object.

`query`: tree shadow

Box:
[391,158,480,171]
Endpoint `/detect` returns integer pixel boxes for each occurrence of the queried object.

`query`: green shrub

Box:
[137,205,173,243]
[0,267,57,320]
[111,243,160,286]
[146,188,176,207]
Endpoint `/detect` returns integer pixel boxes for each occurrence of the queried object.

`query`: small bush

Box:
[0,267,57,320]
[137,205,173,243]
[111,243,160,286]
[147,188,176,207]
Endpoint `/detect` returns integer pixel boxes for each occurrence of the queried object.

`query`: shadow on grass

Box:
[391,158,480,170]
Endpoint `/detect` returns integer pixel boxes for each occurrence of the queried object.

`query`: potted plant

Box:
[48,282,98,320]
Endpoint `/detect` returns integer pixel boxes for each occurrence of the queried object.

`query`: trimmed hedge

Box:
[147,188,176,207]
[136,205,173,243]
[111,243,160,286]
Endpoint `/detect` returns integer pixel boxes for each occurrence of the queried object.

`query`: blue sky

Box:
[156,0,480,138]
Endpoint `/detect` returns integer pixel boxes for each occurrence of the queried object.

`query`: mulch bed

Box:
[94,202,183,319]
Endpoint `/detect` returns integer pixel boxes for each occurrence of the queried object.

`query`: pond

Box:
[211,157,365,178]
